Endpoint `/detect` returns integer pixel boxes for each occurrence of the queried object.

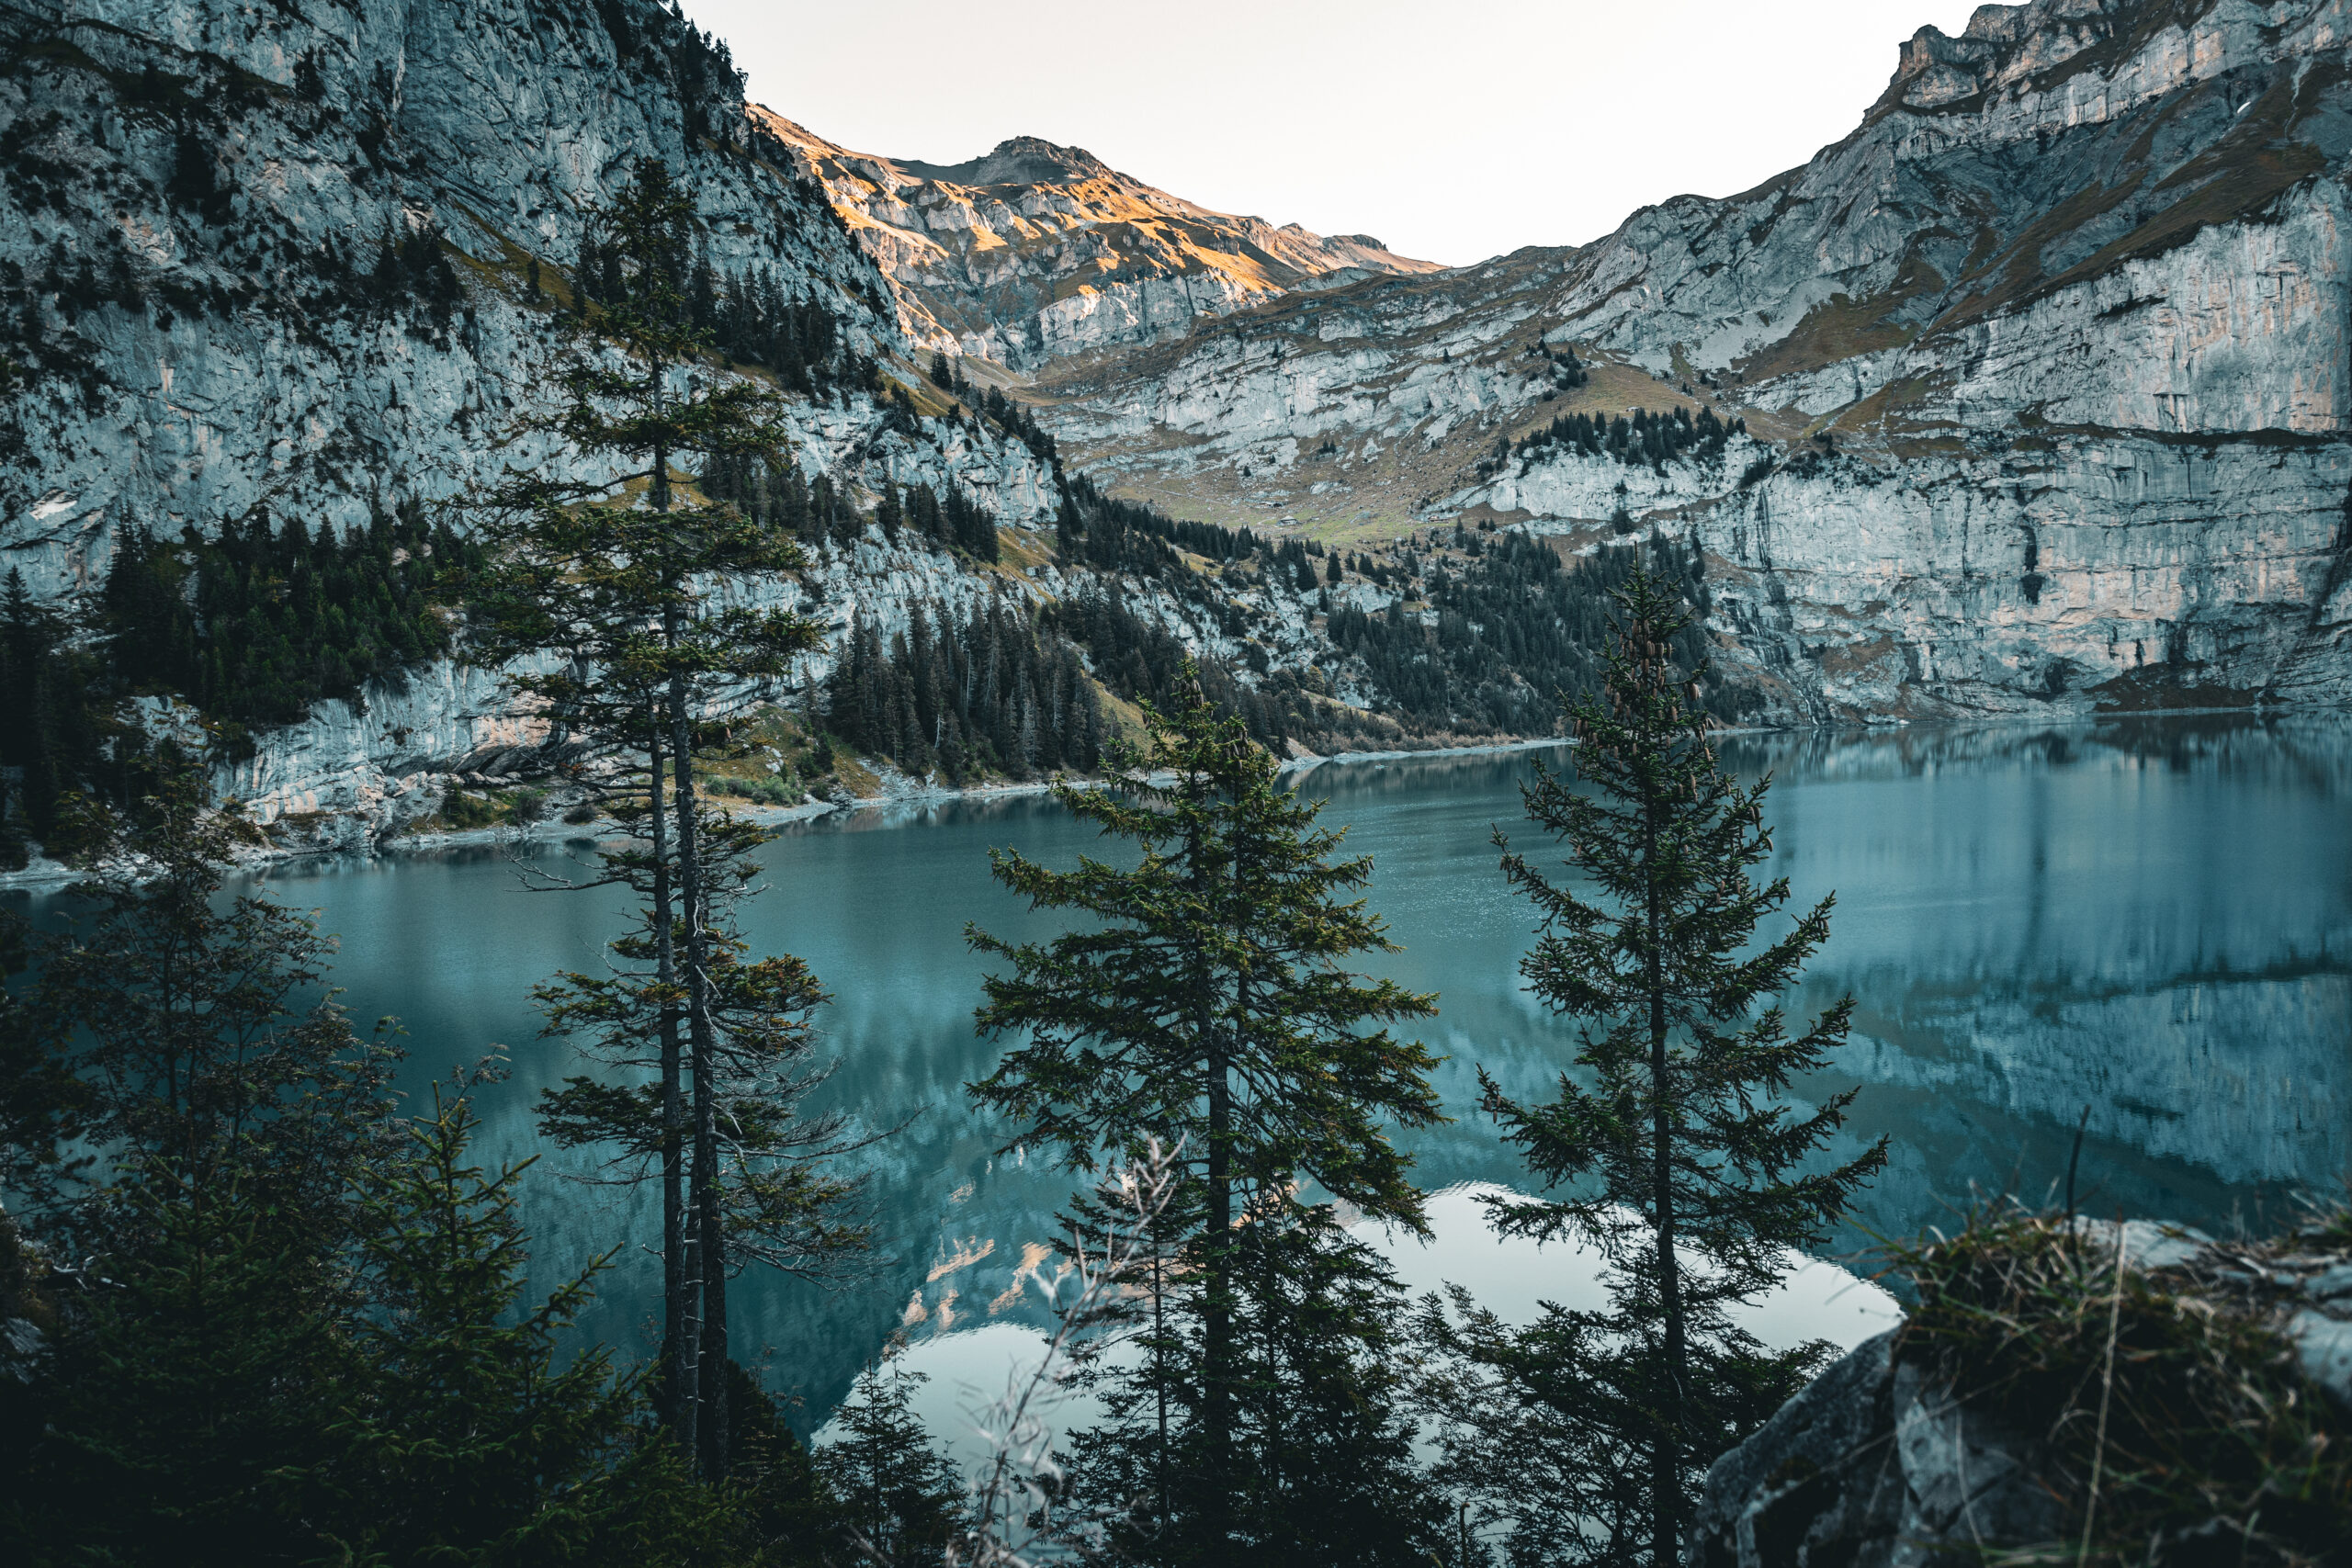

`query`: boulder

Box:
[1686,1332,2063,1568]
[1692,1217,2352,1565]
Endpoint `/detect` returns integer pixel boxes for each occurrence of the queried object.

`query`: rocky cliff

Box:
[1043,0,2352,720]
[0,0,1483,855]
[0,0,1102,841]
[0,0,1009,581]
[752,113,1442,370]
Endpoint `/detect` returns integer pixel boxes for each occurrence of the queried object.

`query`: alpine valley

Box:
[4,0,2351,855]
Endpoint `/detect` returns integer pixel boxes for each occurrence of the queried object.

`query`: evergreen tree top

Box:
[1487,569,1886,1288]
[462,159,823,727]
[482,157,802,520]
[968,667,1443,1229]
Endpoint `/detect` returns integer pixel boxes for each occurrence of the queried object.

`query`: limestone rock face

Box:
[1045,0,2352,719]
[0,0,1068,843]
[0,0,953,588]
[752,113,1442,370]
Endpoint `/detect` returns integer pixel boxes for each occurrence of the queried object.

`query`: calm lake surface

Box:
[17,715,2351,1432]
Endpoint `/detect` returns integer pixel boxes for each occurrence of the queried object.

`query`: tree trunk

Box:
[1153,1217,1170,1535]
[1646,738,1685,1568]
[1186,788,1234,1553]
[1204,768,1248,1553]
[649,395,729,1478]
[650,404,670,513]
[671,659,729,1481]
[648,700,692,1444]
[1204,1031,1231,1546]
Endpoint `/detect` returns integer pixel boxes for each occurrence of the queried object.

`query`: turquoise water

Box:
[17,715,2350,1429]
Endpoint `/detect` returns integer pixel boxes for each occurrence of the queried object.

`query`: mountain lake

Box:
[15,713,2349,1444]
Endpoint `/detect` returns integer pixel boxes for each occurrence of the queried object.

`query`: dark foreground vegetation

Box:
[1894,1206,2352,1566]
[0,558,1887,1568]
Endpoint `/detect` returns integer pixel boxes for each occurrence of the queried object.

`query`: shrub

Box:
[435,787,503,831]
[1890,1204,2352,1565]
[713,773,800,807]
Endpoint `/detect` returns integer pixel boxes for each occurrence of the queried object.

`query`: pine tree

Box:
[0,567,102,852]
[1477,569,1886,1566]
[31,769,397,1227]
[723,1362,846,1568]
[967,671,1443,1561]
[811,1356,965,1566]
[1225,1221,1447,1566]
[19,1156,358,1568]
[0,911,82,1208]
[469,155,823,1477]
[0,777,759,1565]
[534,826,870,1285]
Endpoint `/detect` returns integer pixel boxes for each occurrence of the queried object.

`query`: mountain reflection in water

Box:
[20,714,2343,1432]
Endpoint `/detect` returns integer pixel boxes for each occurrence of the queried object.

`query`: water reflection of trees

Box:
[91,715,2352,1430]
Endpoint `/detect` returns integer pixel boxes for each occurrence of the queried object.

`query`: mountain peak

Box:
[752,107,1441,368]
[899,136,1115,188]
[1886,0,2125,110]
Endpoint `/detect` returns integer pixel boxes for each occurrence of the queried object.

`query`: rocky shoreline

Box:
[0,732,1591,890]
[17,708,2319,891]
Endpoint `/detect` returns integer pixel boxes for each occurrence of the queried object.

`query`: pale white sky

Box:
[680,1,1988,265]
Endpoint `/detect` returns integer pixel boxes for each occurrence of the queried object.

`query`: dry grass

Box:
[827,749,881,797]
[1063,345,1727,551]
[397,784,536,836]
[990,526,1057,578]
[1890,1203,2352,1566]
[1732,253,1943,387]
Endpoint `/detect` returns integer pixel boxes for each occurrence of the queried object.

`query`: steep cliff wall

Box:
[0,0,966,584]
[1045,0,2352,720]
[0,0,1091,841]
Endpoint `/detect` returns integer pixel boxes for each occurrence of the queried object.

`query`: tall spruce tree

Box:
[967,672,1444,1562]
[21,1149,363,1568]
[533,818,871,1284]
[1478,569,1886,1566]
[810,1355,966,1567]
[3,804,738,1565]
[29,770,398,1232]
[469,155,821,1476]
[0,770,808,1565]
[0,567,116,859]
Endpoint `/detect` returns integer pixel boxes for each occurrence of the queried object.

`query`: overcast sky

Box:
[679,1,1987,265]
